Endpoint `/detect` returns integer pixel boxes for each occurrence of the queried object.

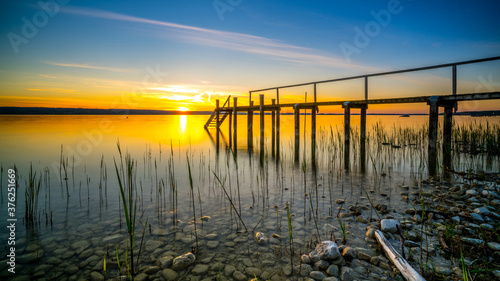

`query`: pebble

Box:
[192,264,209,275]
[488,242,500,251]
[381,219,400,233]
[461,237,484,246]
[309,241,341,262]
[471,213,485,223]
[326,264,339,277]
[310,270,327,280]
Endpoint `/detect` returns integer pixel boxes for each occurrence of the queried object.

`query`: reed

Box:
[25,163,41,227]
[186,155,199,252]
[114,143,148,280]
[213,171,248,232]
[285,202,294,279]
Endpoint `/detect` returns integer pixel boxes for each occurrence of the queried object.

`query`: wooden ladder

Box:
[204,95,231,129]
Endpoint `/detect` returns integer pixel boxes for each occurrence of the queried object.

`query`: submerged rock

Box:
[309,241,341,262]
[381,219,400,233]
[254,232,268,245]
[172,252,196,271]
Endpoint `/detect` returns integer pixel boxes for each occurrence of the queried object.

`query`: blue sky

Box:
[0,0,499,111]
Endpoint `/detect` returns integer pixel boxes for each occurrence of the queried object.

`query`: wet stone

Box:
[310,271,327,280]
[158,256,174,269]
[162,268,178,281]
[192,264,209,275]
[342,247,357,260]
[224,265,236,277]
[301,254,311,264]
[145,240,163,252]
[309,241,341,262]
[135,273,149,281]
[205,233,218,240]
[90,272,105,281]
[381,219,400,233]
[488,242,500,251]
[172,252,196,271]
[314,260,329,270]
[207,241,219,249]
[470,213,484,223]
[233,270,247,281]
[144,265,160,274]
[326,265,339,277]
[245,267,262,276]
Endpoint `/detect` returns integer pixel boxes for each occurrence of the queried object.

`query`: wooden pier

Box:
[204,56,500,175]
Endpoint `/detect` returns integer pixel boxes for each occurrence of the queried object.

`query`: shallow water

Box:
[0,114,498,280]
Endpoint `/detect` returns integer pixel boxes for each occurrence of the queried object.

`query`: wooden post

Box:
[260,95,264,163]
[228,98,232,148]
[311,106,317,165]
[343,102,351,170]
[216,99,220,153]
[215,99,220,129]
[428,96,439,176]
[443,104,454,171]
[233,97,237,152]
[294,104,300,164]
[276,89,280,161]
[247,101,253,149]
[360,105,367,172]
[272,99,276,157]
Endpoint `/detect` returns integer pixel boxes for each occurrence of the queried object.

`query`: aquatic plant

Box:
[187,155,200,252]
[25,163,41,227]
[114,143,148,280]
[213,171,248,232]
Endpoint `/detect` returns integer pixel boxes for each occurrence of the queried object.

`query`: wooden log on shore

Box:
[375,230,426,281]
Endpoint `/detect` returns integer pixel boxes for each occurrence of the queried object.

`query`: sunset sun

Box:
[178,107,189,112]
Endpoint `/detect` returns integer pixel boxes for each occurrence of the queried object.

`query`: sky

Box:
[1,0,499,113]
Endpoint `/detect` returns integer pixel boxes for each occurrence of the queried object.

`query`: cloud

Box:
[43,61,135,73]
[28,88,76,93]
[60,7,379,72]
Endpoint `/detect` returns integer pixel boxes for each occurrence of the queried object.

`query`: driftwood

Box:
[375,230,426,281]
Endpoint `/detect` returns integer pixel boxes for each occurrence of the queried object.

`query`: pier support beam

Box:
[443,102,455,171]
[428,96,439,176]
[360,105,367,172]
[272,99,276,157]
[294,104,300,164]
[216,99,220,153]
[260,95,265,164]
[233,97,237,152]
[228,98,232,148]
[343,102,351,170]
[247,101,253,150]
[311,106,317,165]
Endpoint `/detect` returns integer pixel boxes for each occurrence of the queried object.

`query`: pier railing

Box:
[247,55,500,108]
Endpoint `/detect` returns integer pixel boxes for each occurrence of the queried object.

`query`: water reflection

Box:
[179,115,187,133]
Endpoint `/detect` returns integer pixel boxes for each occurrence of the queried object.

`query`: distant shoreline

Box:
[0,107,498,116]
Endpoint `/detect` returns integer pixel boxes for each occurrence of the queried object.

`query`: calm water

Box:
[0,114,498,280]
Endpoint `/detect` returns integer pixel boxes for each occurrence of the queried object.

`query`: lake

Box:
[0,114,499,280]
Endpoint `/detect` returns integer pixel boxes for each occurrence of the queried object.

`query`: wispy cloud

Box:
[43,61,135,73]
[60,7,379,72]
[28,88,76,93]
